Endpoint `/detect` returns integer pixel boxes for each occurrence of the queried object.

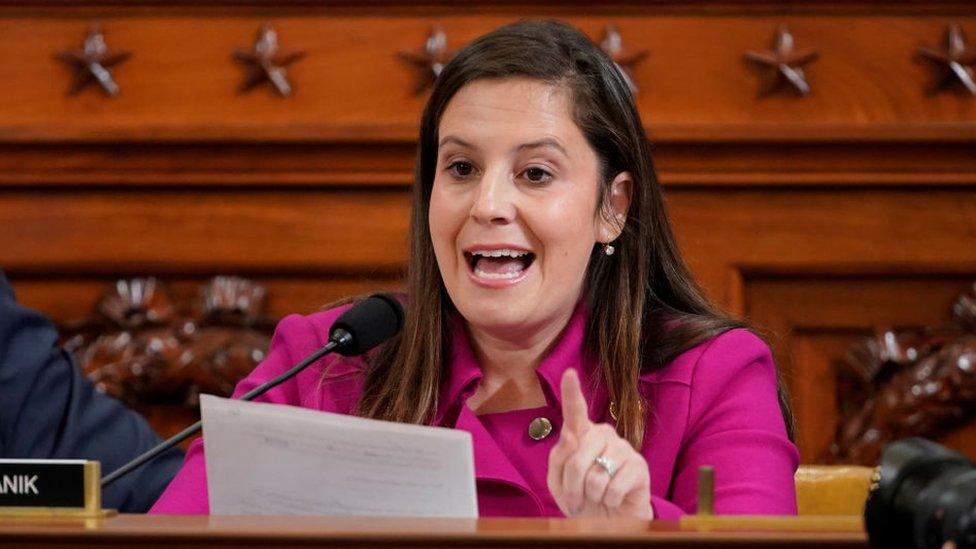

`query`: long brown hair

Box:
[354,20,794,448]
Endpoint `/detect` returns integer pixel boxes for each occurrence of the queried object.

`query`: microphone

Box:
[330,293,404,356]
[100,293,404,488]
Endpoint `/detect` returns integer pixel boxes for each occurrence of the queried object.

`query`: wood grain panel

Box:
[789,332,862,463]
[0,142,417,186]
[5,187,976,317]
[0,15,974,142]
[667,188,976,310]
[0,188,411,273]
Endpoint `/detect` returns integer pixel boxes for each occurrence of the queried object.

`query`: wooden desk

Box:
[0,515,868,548]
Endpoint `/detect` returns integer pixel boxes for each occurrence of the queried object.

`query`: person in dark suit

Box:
[0,270,183,512]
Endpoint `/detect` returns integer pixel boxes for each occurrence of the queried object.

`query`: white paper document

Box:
[200,395,477,517]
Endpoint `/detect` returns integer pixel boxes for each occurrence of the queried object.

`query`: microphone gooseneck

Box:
[101,294,404,488]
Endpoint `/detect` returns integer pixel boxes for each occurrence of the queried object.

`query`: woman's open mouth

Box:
[464,248,536,284]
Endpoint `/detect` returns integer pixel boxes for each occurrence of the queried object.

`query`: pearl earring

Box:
[604,243,615,256]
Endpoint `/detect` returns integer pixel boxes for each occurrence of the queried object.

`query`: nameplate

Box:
[0,459,114,517]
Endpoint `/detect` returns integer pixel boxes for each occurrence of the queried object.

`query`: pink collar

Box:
[433,301,608,427]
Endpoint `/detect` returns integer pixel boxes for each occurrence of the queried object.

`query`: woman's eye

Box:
[523,167,552,183]
[447,161,474,178]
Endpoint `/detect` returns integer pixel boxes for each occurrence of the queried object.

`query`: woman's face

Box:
[429,77,629,338]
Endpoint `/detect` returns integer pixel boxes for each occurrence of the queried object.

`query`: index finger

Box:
[560,368,592,435]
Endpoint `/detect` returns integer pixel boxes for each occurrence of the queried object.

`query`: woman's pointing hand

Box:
[546,369,653,519]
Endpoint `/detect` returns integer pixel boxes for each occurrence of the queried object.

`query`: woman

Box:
[151,20,798,519]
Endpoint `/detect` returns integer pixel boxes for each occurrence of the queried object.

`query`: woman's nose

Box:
[470,168,516,225]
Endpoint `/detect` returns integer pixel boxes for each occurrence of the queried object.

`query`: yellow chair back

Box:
[795,465,874,516]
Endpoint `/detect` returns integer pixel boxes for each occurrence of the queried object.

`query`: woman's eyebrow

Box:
[516,138,568,158]
[437,135,568,158]
[438,135,474,149]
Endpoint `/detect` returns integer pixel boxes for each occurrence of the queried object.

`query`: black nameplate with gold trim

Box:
[0,459,114,517]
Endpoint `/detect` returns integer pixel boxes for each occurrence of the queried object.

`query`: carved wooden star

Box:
[233,24,306,97]
[600,25,649,94]
[399,26,456,94]
[55,25,131,97]
[745,25,819,96]
[918,24,976,95]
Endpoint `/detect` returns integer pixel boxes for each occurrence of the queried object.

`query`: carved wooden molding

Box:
[828,282,976,465]
[233,23,306,97]
[55,25,130,97]
[4,141,976,192]
[744,24,819,96]
[62,276,276,410]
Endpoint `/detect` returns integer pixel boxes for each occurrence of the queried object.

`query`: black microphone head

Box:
[329,293,404,356]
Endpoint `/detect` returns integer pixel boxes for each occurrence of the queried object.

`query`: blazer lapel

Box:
[452,405,544,515]
[454,405,528,487]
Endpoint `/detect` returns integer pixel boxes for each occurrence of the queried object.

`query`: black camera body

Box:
[865,438,976,549]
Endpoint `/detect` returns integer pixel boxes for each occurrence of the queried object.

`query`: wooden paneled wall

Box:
[2,1,975,463]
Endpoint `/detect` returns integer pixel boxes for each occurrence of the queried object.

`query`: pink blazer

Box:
[150,303,798,518]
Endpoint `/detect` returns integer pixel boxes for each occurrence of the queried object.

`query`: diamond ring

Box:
[594,455,617,478]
